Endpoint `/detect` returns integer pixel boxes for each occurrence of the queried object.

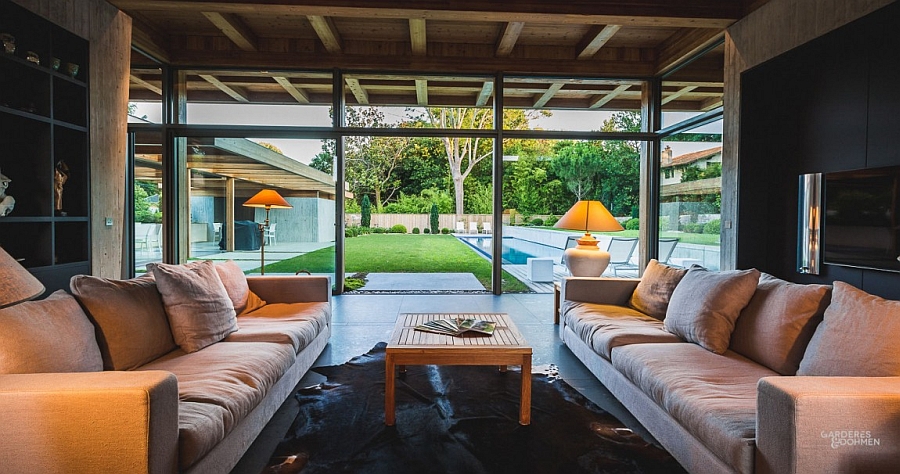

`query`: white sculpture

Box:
[0,170,15,217]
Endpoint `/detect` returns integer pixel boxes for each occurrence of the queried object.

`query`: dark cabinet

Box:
[0,0,90,292]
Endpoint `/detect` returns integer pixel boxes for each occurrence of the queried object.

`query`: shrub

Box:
[359,226,371,235]
[544,215,558,226]
[390,224,407,234]
[624,218,640,230]
[361,195,371,228]
[423,228,430,234]
[372,226,386,234]
[441,227,450,234]
[412,227,420,234]
[703,219,721,234]
[531,218,544,227]
[429,203,439,233]
[682,223,703,233]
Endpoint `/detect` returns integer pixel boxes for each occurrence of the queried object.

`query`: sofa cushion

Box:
[730,273,831,375]
[664,267,760,354]
[628,259,687,320]
[70,274,178,370]
[149,260,238,353]
[561,301,683,360]
[0,290,103,374]
[612,343,777,474]
[177,402,229,471]
[214,260,266,315]
[224,302,330,353]
[798,281,900,376]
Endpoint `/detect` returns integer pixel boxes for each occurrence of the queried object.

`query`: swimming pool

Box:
[457,236,563,265]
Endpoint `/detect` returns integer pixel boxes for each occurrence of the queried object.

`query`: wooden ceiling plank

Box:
[533,82,564,108]
[128,11,171,63]
[199,74,250,102]
[201,11,258,51]
[415,79,428,105]
[345,78,370,104]
[307,15,344,53]
[496,21,524,57]
[699,96,723,111]
[409,18,427,56]
[655,28,724,75]
[130,74,163,95]
[577,24,621,60]
[273,76,311,103]
[588,84,631,109]
[661,85,698,105]
[475,81,494,106]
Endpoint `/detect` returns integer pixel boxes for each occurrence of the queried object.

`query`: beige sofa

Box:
[0,261,331,474]
[559,263,900,474]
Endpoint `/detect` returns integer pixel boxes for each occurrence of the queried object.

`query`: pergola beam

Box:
[533,82,564,108]
[201,11,257,51]
[662,85,698,105]
[475,81,494,107]
[496,21,524,57]
[345,78,369,104]
[130,74,162,95]
[409,18,427,55]
[199,74,250,102]
[273,76,311,103]
[415,79,428,106]
[307,15,343,53]
[589,84,631,109]
[576,24,621,59]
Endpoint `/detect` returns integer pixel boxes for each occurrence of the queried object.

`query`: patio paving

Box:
[361,272,485,291]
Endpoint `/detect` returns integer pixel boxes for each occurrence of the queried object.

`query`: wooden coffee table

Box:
[385,312,532,426]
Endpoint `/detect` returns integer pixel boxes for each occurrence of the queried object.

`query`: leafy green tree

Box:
[429,203,439,233]
[550,141,603,201]
[134,181,162,223]
[361,195,371,227]
[680,162,722,182]
[383,188,454,214]
[257,142,284,154]
[309,151,333,175]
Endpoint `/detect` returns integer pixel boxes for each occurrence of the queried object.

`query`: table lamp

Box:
[0,246,45,308]
[554,200,623,277]
[242,189,292,275]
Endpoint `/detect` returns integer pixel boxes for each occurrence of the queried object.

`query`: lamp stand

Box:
[259,206,271,275]
[564,232,611,277]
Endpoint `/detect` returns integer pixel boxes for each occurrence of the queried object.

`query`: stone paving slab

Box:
[361,272,486,291]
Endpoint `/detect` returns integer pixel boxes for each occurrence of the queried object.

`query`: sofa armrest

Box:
[560,277,639,306]
[756,376,900,474]
[0,370,179,474]
[247,275,332,304]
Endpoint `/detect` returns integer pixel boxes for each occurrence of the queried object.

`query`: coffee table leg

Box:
[385,353,396,426]
[520,355,532,425]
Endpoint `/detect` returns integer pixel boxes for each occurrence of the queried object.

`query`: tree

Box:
[309,151,333,175]
[361,195,371,227]
[429,203,439,234]
[257,142,284,154]
[550,141,603,201]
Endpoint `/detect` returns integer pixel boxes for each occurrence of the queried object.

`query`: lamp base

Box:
[564,234,610,277]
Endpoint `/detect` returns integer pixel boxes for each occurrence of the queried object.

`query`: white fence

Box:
[346,214,493,232]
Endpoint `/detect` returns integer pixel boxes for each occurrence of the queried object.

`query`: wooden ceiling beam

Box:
[533,82,564,108]
[588,84,631,109]
[201,11,258,51]
[409,18,427,56]
[199,74,250,102]
[655,28,724,75]
[699,96,723,111]
[415,79,428,106]
[307,15,343,53]
[661,85,698,105]
[131,74,162,95]
[495,21,524,57]
[475,81,494,107]
[273,76,311,103]
[128,11,171,63]
[576,25,621,60]
[345,78,369,104]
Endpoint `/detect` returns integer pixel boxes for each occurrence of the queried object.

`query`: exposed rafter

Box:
[415,79,428,105]
[576,25,621,59]
[201,11,257,51]
[662,85,698,105]
[307,15,343,53]
[496,21,524,57]
[199,74,249,102]
[409,18,427,56]
[128,11,171,63]
[656,28,725,75]
[476,81,494,107]
[589,84,631,109]
[345,78,369,104]
[273,76,310,104]
[533,82,564,108]
[130,74,162,95]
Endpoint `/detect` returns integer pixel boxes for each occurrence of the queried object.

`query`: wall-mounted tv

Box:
[823,165,900,272]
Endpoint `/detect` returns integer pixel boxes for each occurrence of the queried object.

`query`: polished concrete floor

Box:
[230,293,653,474]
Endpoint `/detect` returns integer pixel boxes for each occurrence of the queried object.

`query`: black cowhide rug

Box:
[264,343,684,474]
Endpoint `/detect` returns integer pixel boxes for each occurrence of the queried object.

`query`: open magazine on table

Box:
[414,318,496,336]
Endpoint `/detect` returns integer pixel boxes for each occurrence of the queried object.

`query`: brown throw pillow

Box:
[0,290,103,374]
[664,266,760,354]
[149,260,237,353]
[214,260,266,315]
[798,281,900,376]
[70,274,177,370]
[628,259,688,320]
[730,273,831,375]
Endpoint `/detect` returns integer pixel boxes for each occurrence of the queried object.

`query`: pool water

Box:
[458,236,562,264]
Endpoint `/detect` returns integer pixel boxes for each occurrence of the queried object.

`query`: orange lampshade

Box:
[242,189,292,209]
[554,200,623,233]
[0,246,45,309]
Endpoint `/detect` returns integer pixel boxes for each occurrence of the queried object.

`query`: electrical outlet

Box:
[105,217,113,226]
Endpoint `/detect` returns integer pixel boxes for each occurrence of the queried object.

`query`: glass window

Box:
[133,130,163,273]
[661,44,724,128]
[129,65,162,124]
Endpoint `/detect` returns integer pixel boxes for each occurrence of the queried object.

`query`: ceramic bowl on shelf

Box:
[65,62,79,78]
[51,57,60,70]
[1,33,14,54]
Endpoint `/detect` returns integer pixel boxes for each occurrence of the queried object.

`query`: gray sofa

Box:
[0,261,331,474]
[559,264,900,474]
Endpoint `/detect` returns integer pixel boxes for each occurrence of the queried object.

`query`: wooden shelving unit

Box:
[0,0,90,293]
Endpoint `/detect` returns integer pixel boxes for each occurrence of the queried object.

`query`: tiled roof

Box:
[663,146,722,168]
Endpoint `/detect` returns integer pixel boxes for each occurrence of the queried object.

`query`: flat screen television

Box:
[823,165,900,272]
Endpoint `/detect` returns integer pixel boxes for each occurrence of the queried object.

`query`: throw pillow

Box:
[628,259,688,320]
[729,273,831,375]
[798,281,900,376]
[214,260,266,315]
[664,266,760,354]
[0,290,103,374]
[70,274,177,370]
[149,260,237,353]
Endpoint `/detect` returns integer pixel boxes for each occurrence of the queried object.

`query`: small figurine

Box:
[54,160,69,214]
[0,169,15,217]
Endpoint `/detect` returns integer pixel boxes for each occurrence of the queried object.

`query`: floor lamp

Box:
[0,246,45,309]
[554,200,624,277]
[243,189,292,275]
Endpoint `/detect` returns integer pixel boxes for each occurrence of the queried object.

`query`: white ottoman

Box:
[526,257,554,283]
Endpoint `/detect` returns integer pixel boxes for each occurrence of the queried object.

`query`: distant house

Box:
[660,145,722,186]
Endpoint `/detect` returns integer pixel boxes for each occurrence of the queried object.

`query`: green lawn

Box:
[259,234,531,292]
